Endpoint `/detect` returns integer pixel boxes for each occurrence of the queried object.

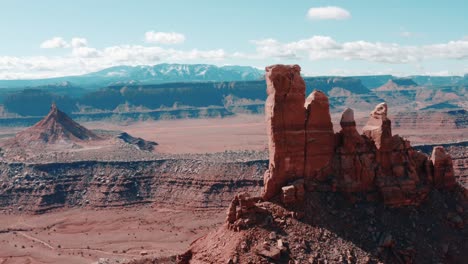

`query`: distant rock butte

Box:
[261,65,457,207]
[14,103,100,144]
[376,78,418,91]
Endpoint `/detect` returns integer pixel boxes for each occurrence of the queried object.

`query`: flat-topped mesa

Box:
[304,90,335,180]
[263,64,306,200]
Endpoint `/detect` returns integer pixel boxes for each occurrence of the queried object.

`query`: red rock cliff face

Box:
[262,64,457,207]
[263,65,306,200]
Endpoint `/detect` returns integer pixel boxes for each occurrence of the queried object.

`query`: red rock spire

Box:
[263,64,306,200]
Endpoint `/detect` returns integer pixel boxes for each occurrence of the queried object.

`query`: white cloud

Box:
[3,34,468,79]
[307,6,351,20]
[40,37,69,49]
[145,31,186,44]
[71,37,88,48]
[0,41,226,79]
[72,47,101,58]
[400,31,414,38]
[248,36,468,63]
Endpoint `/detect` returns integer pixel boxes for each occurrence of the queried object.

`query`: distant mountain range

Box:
[0,63,466,90]
[0,63,466,123]
[0,64,265,89]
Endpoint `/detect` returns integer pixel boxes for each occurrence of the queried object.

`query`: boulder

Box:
[281,179,304,206]
[226,193,268,231]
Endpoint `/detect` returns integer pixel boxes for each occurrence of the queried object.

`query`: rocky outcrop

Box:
[332,108,378,193]
[263,65,306,200]
[13,103,100,145]
[226,193,268,231]
[181,65,467,264]
[185,190,468,264]
[414,141,468,188]
[432,146,456,189]
[362,102,392,150]
[261,64,458,207]
[116,132,158,151]
[0,158,265,212]
[304,91,335,180]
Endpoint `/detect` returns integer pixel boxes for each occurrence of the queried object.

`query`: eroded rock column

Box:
[263,65,306,200]
[304,91,335,180]
[363,102,393,173]
[333,108,378,192]
[431,146,456,189]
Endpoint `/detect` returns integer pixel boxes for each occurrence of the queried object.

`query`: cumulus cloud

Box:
[40,37,69,49]
[307,6,351,20]
[72,47,101,58]
[71,37,88,48]
[145,31,186,44]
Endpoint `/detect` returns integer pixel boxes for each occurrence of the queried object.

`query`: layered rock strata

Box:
[0,159,265,212]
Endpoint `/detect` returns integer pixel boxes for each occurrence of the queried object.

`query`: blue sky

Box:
[0,0,467,79]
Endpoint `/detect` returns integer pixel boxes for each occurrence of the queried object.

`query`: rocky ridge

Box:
[0,157,265,213]
[181,65,468,264]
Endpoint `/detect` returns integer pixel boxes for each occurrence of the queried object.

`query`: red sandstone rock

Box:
[14,103,100,144]
[431,146,456,189]
[263,64,306,200]
[184,64,466,264]
[332,108,378,193]
[363,102,391,149]
[226,193,267,230]
[281,179,305,206]
[304,90,335,179]
[260,64,458,208]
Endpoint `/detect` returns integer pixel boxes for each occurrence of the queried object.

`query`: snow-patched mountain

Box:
[0,64,264,89]
[87,64,264,85]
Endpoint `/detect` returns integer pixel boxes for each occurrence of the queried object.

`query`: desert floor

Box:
[0,206,224,264]
[0,114,466,263]
[83,114,468,154]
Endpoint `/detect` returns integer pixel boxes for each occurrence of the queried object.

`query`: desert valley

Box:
[0,63,465,263]
[1,2,468,263]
